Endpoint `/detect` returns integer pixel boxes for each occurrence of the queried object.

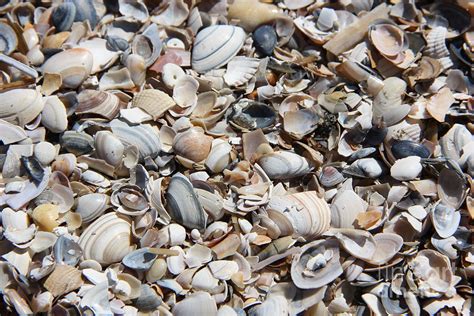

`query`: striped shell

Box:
[131,89,176,120]
[76,90,121,120]
[192,25,246,73]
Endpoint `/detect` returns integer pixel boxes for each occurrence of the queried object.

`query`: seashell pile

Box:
[0,0,473,315]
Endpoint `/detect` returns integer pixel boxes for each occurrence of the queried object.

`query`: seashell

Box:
[41,73,61,96]
[172,75,199,108]
[81,170,110,188]
[53,235,83,266]
[68,0,98,28]
[172,292,217,316]
[146,258,167,282]
[269,191,331,240]
[205,139,233,173]
[78,212,136,265]
[425,27,450,59]
[390,156,422,181]
[132,23,163,67]
[252,25,277,56]
[0,119,27,145]
[367,233,403,265]
[291,239,343,289]
[60,131,94,156]
[122,248,158,271]
[228,0,286,32]
[162,63,185,89]
[439,124,472,162]
[283,109,319,140]
[229,99,276,130]
[51,3,76,32]
[42,48,93,88]
[344,158,384,179]
[0,21,18,55]
[33,141,56,165]
[95,131,124,166]
[208,260,239,280]
[0,89,44,127]
[79,282,112,315]
[331,190,368,228]
[192,267,219,291]
[132,89,176,120]
[258,151,311,180]
[317,7,338,31]
[165,173,207,230]
[22,156,45,183]
[173,128,213,163]
[223,56,260,87]
[437,167,467,209]
[41,96,68,134]
[76,193,110,223]
[150,0,188,26]
[118,0,148,22]
[373,77,410,127]
[78,38,120,74]
[110,119,162,160]
[431,203,460,239]
[76,90,121,120]
[44,265,83,297]
[391,140,430,160]
[125,53,146,87]
[134,284,162,312]
[369,23,406,57]
[192,25,246,73]
[52,153,77,176]
[426,87,455,123]
[324,228,377,261]
[32,204,59,232]
[319,166,344,187]
[99,67,135,90]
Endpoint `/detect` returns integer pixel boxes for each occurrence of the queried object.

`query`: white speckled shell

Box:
[192,25,246,73]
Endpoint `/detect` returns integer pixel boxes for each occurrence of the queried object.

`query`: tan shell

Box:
[42,48,93,88]
[78,212,136,265]
[32,204,59,232]
[76,90,121,120]
[0,89,44,126]
[131,89,176,120]
[369,24,405,57]
[173,127,213,163]
[44,265,83,297]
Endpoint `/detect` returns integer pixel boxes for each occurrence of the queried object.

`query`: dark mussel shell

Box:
[391,140,430,160]
[229,99,276,130]
[21,156,45,183]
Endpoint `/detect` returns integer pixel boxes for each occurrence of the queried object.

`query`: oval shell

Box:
[42,48,93,88]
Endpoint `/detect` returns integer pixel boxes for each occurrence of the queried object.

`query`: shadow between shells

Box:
[0,0,473,315]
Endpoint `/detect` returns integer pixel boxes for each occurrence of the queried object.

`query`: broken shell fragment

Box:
[42,48,93,88]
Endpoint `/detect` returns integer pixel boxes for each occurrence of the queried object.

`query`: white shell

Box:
[41,96,68,133]
[42,48,93,88]
[330,190,368,228]
[258,151,312,180]
[172,292,217,316]
[372,77,409,127]
[390,156,422,181]
[76,193,109,223]
[223,56,260,87]
[162,63,185,89]
[431,203,461,239]
[95,131,125,166]
[192,25,246,73]
[34,142,57,166]
[0,89,44,126]
[205,139,233,173]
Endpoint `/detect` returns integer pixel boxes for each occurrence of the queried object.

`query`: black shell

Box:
[391,140,430,160]
[253,25,277,57]
[52,3,76,32]
[229,100,276,130]
[21,156,44,183]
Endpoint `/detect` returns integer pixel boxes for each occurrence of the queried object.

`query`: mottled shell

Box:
[78,212,136,265]
[42,48,93,88]
[192,25,246,73]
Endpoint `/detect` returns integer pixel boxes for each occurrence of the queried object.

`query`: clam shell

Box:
[69,0,99,28]
[53,235,83,266]
[391,140,430,160]
[258,151,312,180]
[44,265,83,297]
[110,119,161,160]
[99,67,135,90]
[165,173,207,230]
[283,109,319,140]
[390,156,422,181]
[150,0,188,26]
[78,212,136,265]
[118,0,148,22]
[439,124,472,162]
[132,23,163,67]
[132,89,176,120]
[95,131,124,166]
[205,139,233,173]
[0,119,27,145]
[367,233,403,265]
[291,239,343,289]
[228,0,285,32]
[0,89,44,127]
[76,193,110,223]
[78,38,120,74]
[42,48,93,88]
[34,142,57,166]
[324,228,377,261]
[162,63,185,89]
[126,53,146,87]
[60,131,94,156]
[76,90,121,120]
[319,166,344,187]
[331,190,368,228]
[41,96,68,133]
[172,292,217,316]
[173,128,213,163]
[431,203,461,239]
[369,23,406,57]
[372,77,409,126]
[192,25,246,73]
[0,21,18,55]
[51,3,76,32]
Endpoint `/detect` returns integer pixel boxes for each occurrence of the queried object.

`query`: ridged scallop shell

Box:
[76,90,121,120]
[425,27,450,59]
[42,48,93,88]
[110,119,161,160]
[0,21,18,55]
[78,212,136,265]
[192,25,246,73]
[173,128,213,163]
[165,173,207,230]
[75,193,110,224]
[0,89,44,126]
[291,239,343,289]
[223,56,260,86]
[131,89,176,120]
[258,151,312,180]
